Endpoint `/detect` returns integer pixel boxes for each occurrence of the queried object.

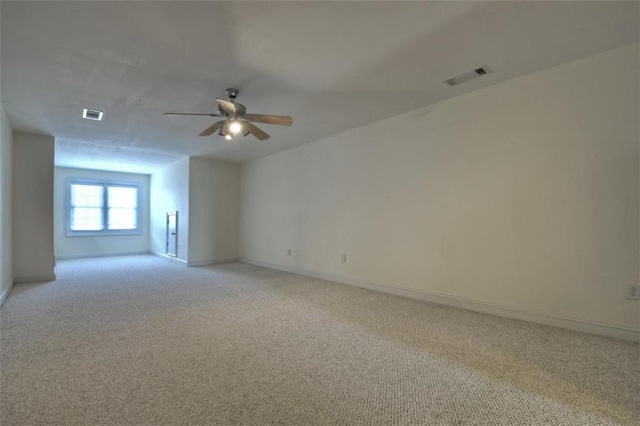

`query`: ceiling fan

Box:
[164,88,292,141]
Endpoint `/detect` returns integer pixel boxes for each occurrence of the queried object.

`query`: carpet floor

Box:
[0,255,638,425]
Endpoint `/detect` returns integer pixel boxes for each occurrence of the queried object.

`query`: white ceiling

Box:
[1,1,638,174]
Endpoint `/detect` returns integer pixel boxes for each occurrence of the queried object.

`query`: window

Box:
[67,181,139,235]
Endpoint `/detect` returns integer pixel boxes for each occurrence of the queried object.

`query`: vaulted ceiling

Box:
[2,1,638,173]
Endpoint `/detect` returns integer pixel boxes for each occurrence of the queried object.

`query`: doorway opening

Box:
[166,211,178,257]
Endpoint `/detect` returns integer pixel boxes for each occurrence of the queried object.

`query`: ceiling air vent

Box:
[445,66,490,86]
[82,108,104,121]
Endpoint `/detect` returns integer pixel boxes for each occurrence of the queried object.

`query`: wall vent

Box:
[445,66,490,86]
[82,108,104,121]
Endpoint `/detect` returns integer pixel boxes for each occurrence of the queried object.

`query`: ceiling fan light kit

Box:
[229,121,242,134]
[164,88,293,141]
[218,123,231,140]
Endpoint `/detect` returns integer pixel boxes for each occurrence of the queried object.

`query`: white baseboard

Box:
[57,250,151,260]
[0,279,14,308]
[241,258,640,343]
[14,274,56,284]
[151,251,187,265]
[187,257,239,267]
[123,252,238,268]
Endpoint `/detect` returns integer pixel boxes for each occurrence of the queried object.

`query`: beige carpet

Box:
[0,255,638,425]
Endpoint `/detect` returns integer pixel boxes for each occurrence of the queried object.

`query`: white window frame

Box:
[66,179,141,237]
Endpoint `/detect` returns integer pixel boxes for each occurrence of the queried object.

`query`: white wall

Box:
[0,104,13,303]
[240,43,639,333]
[53,167,150,259]
[150,158,190,262]
[188,157,240,266]
[13,132,55,282]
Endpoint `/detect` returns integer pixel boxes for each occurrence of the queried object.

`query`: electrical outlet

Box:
[287,249,292,256]
[341,254,347,263]
[626,284,640,300]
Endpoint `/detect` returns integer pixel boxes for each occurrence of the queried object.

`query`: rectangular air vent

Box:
[445,66,490,86]
[82,108,104,121]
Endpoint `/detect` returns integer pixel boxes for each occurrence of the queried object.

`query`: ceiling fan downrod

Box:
[225,88,239,101]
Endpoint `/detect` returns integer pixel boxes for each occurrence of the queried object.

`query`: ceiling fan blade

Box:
[216,98,237,114]
[245,122,270,141]
[164,112,219,116]
[199,120,225,137]
[245,114,293,127]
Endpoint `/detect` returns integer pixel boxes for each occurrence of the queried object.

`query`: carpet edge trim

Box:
[187,258,239,267]
[240,257,639,342]
[13,274,56,284]
[151,251,187,265]
[0,279,14,308]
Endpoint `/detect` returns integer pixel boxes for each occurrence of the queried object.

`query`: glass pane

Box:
[108,186,137,209]
[108,208,137,230]
[70,183,104,231]
[107,186,137,230]
[70,207,103,231]
[70,183,103,208]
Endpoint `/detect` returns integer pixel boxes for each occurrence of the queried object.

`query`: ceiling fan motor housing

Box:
[218,105,246,119]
